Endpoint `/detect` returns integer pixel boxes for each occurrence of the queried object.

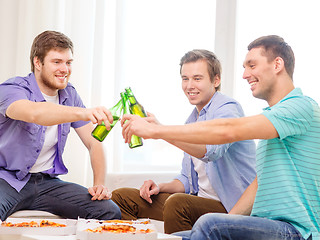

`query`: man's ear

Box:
[274,56,285,74]
[213,75,221,88]
[33,57,42,71]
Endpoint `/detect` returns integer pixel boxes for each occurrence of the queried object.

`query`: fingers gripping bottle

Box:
[121,91,144,148]
[91,99,123,142]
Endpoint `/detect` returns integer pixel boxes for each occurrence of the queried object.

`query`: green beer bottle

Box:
[125,87,147,117]
[91,98,123,142]
[121,91,144,148]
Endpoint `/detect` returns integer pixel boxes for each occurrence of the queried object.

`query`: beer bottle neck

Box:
[127,95,137,105]
[121,92,130,115]
[110,98,123,117]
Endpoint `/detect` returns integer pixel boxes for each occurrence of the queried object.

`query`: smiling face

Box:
[181,59,220,112]
[34,48,73,96]
[242,47,278,103]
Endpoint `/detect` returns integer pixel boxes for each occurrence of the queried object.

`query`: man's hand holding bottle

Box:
[85,106,114,127]
[121,112,160,143]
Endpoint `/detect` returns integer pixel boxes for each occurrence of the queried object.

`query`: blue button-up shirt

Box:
[0,73,89,191]
[175,92,256,212]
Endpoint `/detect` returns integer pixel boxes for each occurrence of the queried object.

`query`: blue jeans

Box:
[173,213,310,240]
[0,173,121,221]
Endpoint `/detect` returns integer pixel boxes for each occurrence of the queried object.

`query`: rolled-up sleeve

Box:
[174,174,190,193]
[198,102,242,163]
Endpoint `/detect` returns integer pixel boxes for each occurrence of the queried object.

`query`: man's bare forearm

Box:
[152,115,277,145]
[165,139,207,159]
[229,176,257,215]
[158,179,185,193]
[7,100,87,126]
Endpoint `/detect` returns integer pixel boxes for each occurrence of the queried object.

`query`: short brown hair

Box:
[248,35,295,79]
[180,49,222,91]
[30,30,73,72]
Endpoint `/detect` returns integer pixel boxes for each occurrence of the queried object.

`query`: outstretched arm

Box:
[6,99,113,128]
[122,114,278,145]
[144,112,207,158]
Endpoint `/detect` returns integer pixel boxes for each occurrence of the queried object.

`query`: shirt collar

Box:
[27,72,70,104]
[197,91,219,116]
[263,88,302,111]
[58,86,70,104]
[27,73,45,102]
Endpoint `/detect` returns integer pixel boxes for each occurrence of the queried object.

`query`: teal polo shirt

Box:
[251,88,320,239]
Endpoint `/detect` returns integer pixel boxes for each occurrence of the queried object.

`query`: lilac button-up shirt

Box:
[0,73,89,191]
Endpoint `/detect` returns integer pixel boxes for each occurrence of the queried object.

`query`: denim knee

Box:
[191,213,306,240]
[103,200,121,219]
[89,199,121,220]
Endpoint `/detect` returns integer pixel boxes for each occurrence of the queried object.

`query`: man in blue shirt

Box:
[112,49,256,234]
[122,36,320,239]
[0,30,120,221]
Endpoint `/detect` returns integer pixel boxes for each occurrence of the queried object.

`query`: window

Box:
[234,0,320,116]
[2,0,318,185]
[101,0,217,173]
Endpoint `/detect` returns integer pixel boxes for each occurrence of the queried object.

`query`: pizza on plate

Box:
[103,219,151,225]
[1,220,66,228]
[85,224,154,234]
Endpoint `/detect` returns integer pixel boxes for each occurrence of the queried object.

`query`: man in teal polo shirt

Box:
[121,35,320,239]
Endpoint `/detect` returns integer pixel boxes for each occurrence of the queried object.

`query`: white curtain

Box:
[2,0,319,188]
[0,0,112,186]
[0,0,227,187]
[234,0,320,117]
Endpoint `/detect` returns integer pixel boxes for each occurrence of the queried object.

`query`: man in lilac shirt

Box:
[0,30,120,221]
